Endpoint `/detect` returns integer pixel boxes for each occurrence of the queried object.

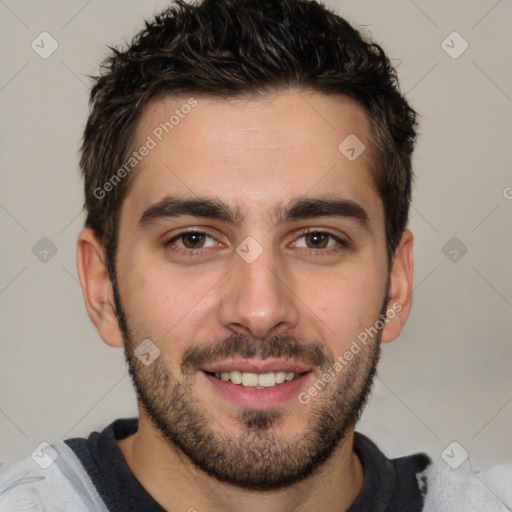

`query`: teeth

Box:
[213,370,297,387]
[229,371,242,385]
[258,372,277,387]
[275,371,286,384]
[242,372,259,387]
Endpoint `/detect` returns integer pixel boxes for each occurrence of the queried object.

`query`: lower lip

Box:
[201,371,313,409]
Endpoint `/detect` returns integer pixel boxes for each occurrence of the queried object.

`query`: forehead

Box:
[120,89,383,231]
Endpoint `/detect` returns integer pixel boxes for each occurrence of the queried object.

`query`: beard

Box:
[112,277,386,491]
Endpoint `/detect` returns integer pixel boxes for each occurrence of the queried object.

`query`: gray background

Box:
[1,0,511,473]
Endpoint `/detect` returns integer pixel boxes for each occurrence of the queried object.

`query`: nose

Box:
[218,243,300,340]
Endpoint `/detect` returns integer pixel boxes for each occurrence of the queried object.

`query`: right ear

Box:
[76,228,124,348]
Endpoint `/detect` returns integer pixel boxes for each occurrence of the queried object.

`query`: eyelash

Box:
[163,228,350,258]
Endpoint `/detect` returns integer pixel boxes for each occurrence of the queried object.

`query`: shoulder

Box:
[422,459,512,511]
[0,440,107,512]
[352,432,431,510]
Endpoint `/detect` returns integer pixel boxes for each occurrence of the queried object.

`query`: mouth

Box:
[204,370,303,389]
[198,359,316,409]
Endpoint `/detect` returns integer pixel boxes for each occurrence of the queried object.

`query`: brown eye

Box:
[304,232,330,249]
[180,232,207,249]
[165,231,218,252]
[294,231,345,250]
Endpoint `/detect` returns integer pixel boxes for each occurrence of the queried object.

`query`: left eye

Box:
[293,231,343,250]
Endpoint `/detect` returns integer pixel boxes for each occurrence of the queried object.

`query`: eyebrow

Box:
[138,195,370,230]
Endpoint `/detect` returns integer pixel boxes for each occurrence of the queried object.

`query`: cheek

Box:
[296,267,386,345]
[119,258,221,341]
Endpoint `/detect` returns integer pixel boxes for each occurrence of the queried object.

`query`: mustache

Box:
[180,332,335,374]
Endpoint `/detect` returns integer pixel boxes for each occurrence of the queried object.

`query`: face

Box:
[111,89,392,489]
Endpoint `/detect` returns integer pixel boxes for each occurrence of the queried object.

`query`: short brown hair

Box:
[80,0,417,278]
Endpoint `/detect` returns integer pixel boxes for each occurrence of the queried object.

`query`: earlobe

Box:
[76,228,124,348]
[381,229,414,344]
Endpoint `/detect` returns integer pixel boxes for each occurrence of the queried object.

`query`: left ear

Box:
[381,229,414,344]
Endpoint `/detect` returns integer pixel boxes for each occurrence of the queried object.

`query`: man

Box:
[1,0,511,510]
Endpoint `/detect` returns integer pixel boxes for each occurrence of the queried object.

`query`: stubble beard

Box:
[113,279,385,490]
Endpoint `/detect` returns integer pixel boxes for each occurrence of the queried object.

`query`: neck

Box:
[118,410,364,512]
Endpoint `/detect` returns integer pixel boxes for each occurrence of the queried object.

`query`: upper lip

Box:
[200,358,314,374]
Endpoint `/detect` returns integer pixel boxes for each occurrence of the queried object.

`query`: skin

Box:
[77,88,414,512]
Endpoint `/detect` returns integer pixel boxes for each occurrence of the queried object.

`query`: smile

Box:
[200,369,315,409]
[207,370,300,389]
